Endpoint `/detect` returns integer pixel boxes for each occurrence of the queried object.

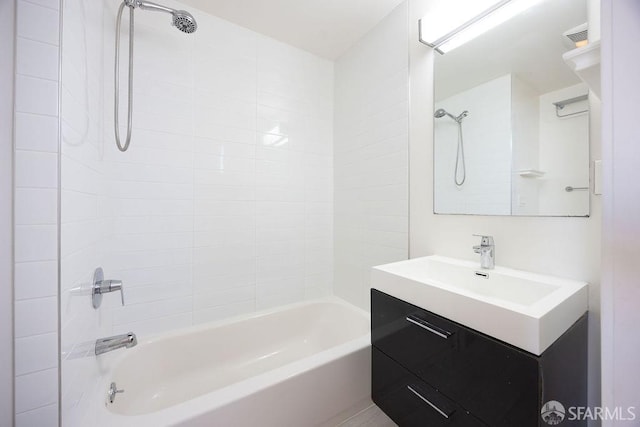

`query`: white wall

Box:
[12,0,61,425]
[1,1,16,426]
[60,1,334,424]
[434,74,512,215]
[600,0,640,423]
[409,0,602,414]
[538,84,590,216]
[333,1,409,310]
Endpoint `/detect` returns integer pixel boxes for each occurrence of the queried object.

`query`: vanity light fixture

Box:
[419,0,545,54]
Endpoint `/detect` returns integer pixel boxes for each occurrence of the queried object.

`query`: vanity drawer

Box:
[372,288,460,372]
[373,347,487,427]
[371,289,539,426]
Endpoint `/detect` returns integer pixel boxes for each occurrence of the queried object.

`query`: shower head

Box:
[172,10,197,33]
[136,0,198,33]
[434,108,468,123]
[434,108,448,118]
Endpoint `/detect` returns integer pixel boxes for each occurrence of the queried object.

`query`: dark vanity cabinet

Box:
[371,289,587,427]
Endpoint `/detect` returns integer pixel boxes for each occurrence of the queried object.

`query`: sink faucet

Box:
[473,235,495,269]
[95,332,137,356]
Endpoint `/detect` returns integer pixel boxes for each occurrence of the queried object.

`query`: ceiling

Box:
[179,0,406,60]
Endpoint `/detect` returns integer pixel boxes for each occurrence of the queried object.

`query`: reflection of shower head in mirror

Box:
[434,108,468,186]
[434,108,447,118]
[434,108,468,123]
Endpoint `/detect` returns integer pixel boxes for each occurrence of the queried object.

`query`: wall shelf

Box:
[517,169,545,178]
[563,40,601,99]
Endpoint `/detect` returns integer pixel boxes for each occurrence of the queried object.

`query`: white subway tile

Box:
[15,297,57,338]
[256,283,305,310]
[16,403,58,427]
[110,231,193,253]
[15,261,58,300]
[24,0,60,10]
[15,150,57,189]
[60,190,99,225]
[16,37,59,81]
[193,301,255,325]
[15,112,59,152]
[15,333,58,376]
[15,75,58,116]
[112,313,192,338]
[17,0,60,45]
[193,285,255,311]
[15,225,57,263]
[15,188,57,225]
[125,281,192,305]
[112,297,192,325]
[192,271,255,293]
[15,368,58,413]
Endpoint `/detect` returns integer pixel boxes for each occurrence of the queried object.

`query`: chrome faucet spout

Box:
[473,235,495,269]
[95,332,137,356]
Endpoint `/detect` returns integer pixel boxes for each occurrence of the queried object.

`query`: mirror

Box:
[433,0,590,216]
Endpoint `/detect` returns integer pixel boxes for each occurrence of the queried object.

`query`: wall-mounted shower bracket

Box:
[92,267,125,309]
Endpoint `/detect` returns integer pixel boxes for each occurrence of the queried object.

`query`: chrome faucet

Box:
[92,267,126,309]
[473,235,495,269]
[95,332,137,356]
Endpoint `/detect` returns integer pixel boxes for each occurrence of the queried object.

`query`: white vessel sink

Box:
[371,255,588,355]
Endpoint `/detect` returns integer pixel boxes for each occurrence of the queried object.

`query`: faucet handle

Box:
[102,280,125,306]
[92,267,126,308]
[108,382,125,404]
[473,234,494,246]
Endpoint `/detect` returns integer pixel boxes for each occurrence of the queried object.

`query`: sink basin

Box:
[371,255,588,355]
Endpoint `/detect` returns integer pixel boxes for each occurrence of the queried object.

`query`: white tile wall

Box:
[15,403,59,427]
[15,113,60,152]
[333,2,409,309]
[15,75,59,116]
[59,0,333,424]
[16,0,59,45]
[15,368,59,413]
[434,74,512,215]
[13,0,61,424]
[15,333,58,376]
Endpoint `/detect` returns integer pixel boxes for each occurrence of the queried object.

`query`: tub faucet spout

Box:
[95,332,137,355]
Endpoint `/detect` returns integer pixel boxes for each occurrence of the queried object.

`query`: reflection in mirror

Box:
[433,0,590,216]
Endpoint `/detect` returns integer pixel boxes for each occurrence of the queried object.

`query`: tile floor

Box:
[338,404,397,427]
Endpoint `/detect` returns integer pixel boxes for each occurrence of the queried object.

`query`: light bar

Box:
[419,0,545,54]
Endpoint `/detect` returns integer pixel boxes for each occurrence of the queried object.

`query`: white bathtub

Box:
[85,298,372,426]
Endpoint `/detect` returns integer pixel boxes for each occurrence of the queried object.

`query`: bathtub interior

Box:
[106,300,370,416]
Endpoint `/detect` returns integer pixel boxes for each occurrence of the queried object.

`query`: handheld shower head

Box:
[136,1,198,33]
[172,10,197,33]
[434,108,468,123]
[434,108,447,118]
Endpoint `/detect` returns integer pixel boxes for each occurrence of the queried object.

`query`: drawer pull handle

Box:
[405,316,451,339]
[407,385,451,419]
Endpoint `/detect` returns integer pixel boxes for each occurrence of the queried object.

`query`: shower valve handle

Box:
[92,267,125,308]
